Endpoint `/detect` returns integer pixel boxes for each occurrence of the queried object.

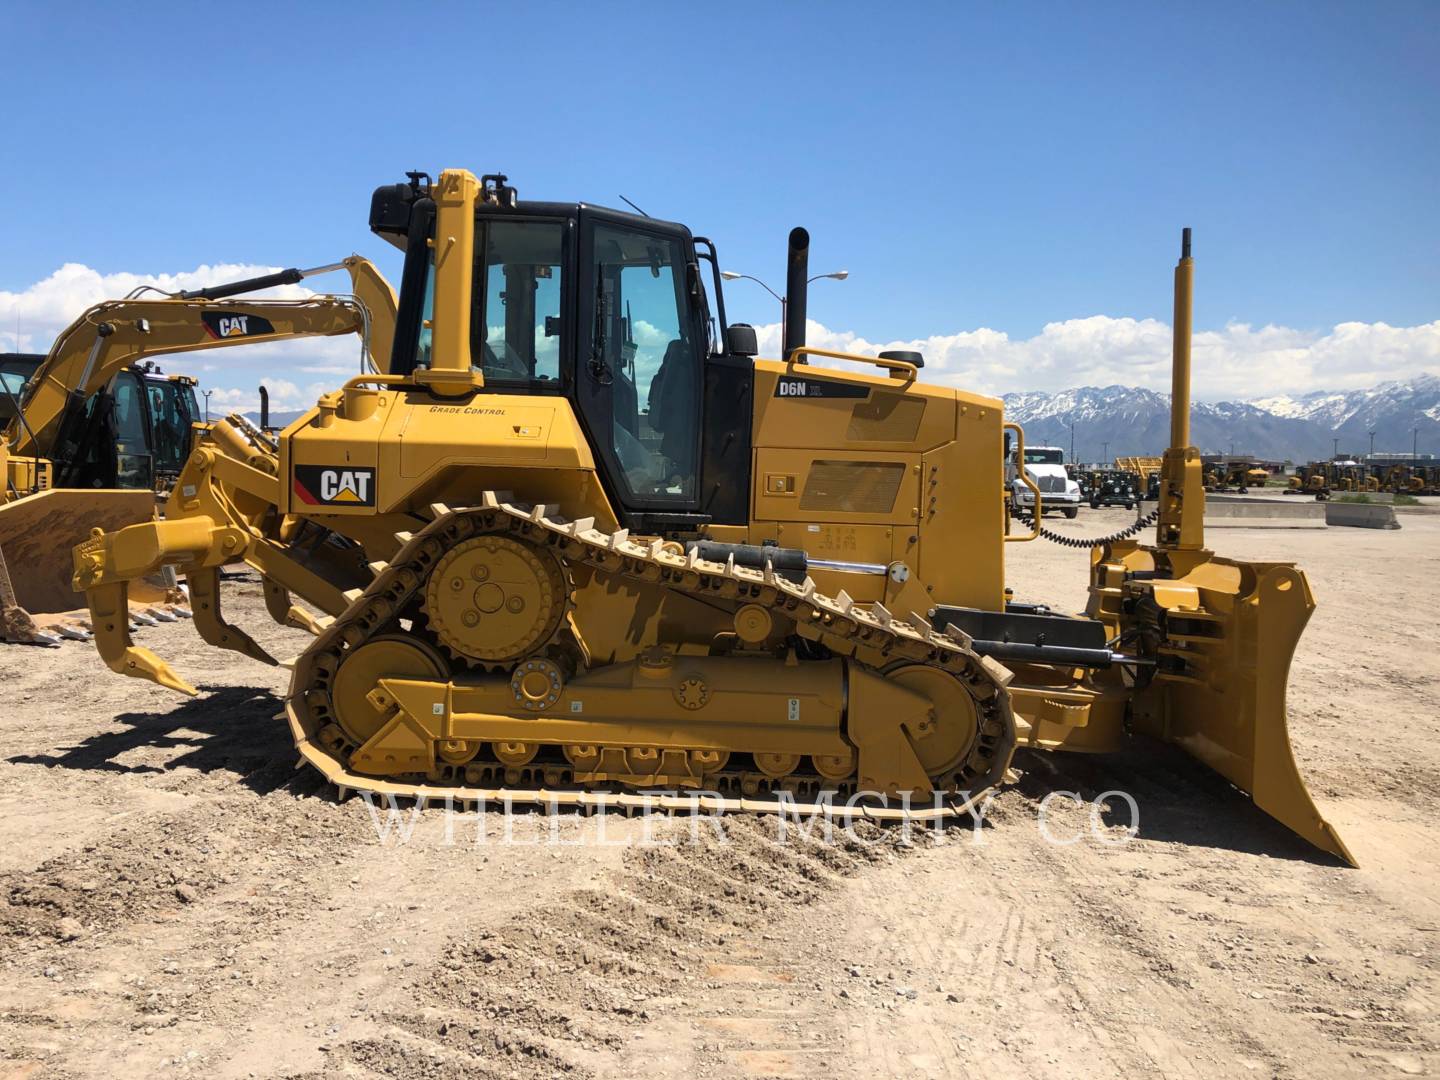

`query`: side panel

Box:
[919,397,1006,611]
[283,389,616,532]
[747,359,1006,612]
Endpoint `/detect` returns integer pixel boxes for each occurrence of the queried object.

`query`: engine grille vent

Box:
[799,461,905,514]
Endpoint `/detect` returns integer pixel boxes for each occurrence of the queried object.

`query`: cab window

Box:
[408,221,565,384]
[474,221,563,383]
[412,265,436,370]
[1023,448,1064,465]
[591,225,702,501]
[110,373,153,489]
[147,381,194,475]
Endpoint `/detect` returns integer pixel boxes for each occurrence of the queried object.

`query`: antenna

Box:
[618,195,650,218]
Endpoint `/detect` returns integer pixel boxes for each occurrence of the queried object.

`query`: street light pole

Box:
[202,389,213,423]
[1368,430,1376,458]
[1102,440,1109,464]
[721,269,849,338]
[1069,421,1075,463]
[1332,436,1339,459]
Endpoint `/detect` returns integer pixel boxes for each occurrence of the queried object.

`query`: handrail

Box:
[340,374,411,391]
[1004,421,1041,542]
[786,346,918,381]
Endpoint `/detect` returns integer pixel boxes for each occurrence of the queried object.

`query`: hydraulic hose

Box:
[1009,505,1160,548]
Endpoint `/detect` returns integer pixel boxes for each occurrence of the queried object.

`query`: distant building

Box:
[1361,452,1438,467]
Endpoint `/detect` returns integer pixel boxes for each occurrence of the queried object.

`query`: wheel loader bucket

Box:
[0,489,162,638]
[1132,555,1355,866]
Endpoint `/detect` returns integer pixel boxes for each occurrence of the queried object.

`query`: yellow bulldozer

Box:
[0,257,396,642]
[69,170,1353,865]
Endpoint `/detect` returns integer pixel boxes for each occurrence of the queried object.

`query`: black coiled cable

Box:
[1008,505,1161,548]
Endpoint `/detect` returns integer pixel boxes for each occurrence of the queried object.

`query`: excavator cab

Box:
[37,363,196,493]
[141,371,199,487]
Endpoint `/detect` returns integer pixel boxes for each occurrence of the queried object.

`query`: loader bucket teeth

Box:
[3,489,157,625]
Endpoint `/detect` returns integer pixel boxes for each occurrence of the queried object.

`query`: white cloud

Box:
[4,262,1437,410]
[750,316,1440,401]
[0,261,372,416]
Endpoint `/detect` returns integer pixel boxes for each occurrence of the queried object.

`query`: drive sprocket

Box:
[422,534,567,664]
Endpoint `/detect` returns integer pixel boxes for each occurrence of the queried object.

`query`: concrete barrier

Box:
[1324,502,1401,529]
[1204,497,1326,528]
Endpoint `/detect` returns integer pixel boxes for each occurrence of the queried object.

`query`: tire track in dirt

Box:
[296,815,907,1080]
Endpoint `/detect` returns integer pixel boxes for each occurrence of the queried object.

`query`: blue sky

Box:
[2,2,1437,406]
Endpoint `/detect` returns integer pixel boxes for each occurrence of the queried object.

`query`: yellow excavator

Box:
[1,256,396,642]
[70,170,1353,865]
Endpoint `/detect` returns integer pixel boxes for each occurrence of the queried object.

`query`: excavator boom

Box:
[2,264,395,641]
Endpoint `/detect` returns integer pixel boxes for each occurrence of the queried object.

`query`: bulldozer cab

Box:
[378,185,750,533]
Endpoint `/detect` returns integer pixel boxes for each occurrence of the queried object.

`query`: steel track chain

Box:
[285,494,1016,816]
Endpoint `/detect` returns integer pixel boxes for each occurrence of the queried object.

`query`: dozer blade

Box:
[0,489,159,633]
[1135,556,1355,867]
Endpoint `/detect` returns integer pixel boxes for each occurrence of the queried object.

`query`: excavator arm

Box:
[9,256,395,463]
[2,259,396,642]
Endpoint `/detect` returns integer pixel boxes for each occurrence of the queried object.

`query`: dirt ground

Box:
[1,508,1437,1079]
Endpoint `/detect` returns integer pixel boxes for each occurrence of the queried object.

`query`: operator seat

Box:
[648,339,697,476]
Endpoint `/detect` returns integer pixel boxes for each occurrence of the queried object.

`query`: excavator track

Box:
[285,494,1016,820]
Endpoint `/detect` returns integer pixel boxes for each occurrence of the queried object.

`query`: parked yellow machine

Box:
[1287,462,1333,497]
[1204,460,1268,493]
[1115,455,1162,483]
[1376,464,1426,494]
[70,171,1353,865]
[1,258,395,641]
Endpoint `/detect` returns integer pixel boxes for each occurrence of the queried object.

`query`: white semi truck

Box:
[1008,444,1083,518]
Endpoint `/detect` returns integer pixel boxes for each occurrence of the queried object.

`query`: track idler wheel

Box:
[494,741,538,766]
[884,663,980,777]
[754,752,801,778]
[329,635,448,749]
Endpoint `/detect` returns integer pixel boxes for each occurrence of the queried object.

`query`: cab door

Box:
[145,377,197,483]
[109,371,155,490]
[576,213,706,529]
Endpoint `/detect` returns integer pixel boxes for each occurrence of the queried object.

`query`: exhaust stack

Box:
[783,227,809,361]
[1170,227,1193,450]
[1157,227,1205,550]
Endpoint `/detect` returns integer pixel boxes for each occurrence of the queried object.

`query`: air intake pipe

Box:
[783,227,809,361]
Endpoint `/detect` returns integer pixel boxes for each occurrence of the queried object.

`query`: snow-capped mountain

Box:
[239,377,1439,465]
[1003,376,1440,461]
[1249,374,1440,432]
